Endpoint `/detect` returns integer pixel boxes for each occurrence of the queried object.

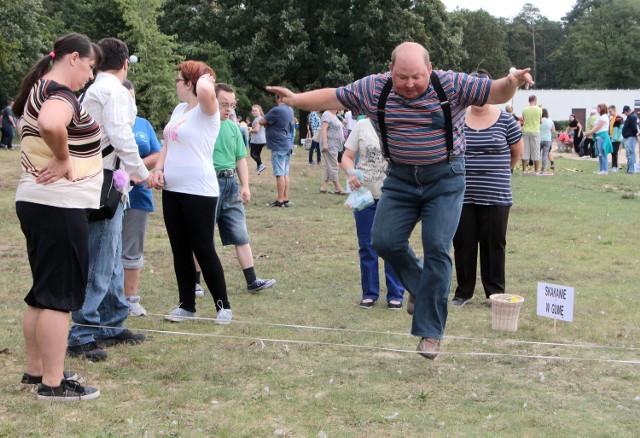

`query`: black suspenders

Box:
[376,71,454,163]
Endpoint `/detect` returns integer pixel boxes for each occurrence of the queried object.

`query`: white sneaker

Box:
[195,283,205,298]
[165,307,197,322]
[127,295,147,317]
[215,308,233,324]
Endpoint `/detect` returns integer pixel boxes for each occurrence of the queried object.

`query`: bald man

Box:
[268,42,533,360]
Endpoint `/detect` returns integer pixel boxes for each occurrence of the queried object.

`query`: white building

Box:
[507,89,640,126]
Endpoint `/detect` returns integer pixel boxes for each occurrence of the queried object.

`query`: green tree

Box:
[43,0,128,41]
[0,0,60,103]
[452,9,512,76]
[506,3,564,88]
[534,18,563,88]
[117,0,183,128]
[553,0,640,88]
[160,0,465,111]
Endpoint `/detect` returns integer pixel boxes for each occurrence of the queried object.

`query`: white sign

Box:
[537,282,574,322]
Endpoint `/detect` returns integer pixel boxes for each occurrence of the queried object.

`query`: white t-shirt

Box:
[596,114,609,133]
[345,111,357,131]
[163,102,220,197]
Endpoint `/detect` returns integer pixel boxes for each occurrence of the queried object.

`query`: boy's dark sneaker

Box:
[67,341,108,362]
[96,329,146,347]
[269,201,284,207]
[21,371,79,385]
[450,296,472,307]
[37,379,100,401]
[247,278,276,293]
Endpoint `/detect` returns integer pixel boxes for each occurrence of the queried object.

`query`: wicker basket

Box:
[490,294,524,332]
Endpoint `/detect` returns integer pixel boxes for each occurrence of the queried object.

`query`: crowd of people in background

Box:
[513,97,640,176]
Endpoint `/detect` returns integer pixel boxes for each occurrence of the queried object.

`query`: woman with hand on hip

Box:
[152,61,232,324]
[14,33,102,400]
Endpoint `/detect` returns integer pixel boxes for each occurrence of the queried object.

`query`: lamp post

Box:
[128,54,138,73]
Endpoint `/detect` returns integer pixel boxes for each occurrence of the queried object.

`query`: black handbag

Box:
[86,145,121,221]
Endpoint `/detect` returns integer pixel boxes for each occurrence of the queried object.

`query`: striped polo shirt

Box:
[335,70,491,165]
[16,79,103,209]
[463,110,522,206]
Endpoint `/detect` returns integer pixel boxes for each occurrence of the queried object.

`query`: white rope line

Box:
[71,322,640,365]
[144,312,639,352]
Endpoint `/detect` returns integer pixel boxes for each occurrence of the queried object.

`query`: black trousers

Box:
[453,204,510,299]
[1,127,14,148]
[162,190,229,312]
[612,141,621,168]
[249,142,265,167]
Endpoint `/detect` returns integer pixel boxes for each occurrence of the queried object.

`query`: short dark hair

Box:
[542,108,549,119]
[215,82,234,96]
[529,95,537,103]
[97,38,129,72]
[469,68,492,79]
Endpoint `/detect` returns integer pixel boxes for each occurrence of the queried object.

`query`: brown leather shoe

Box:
[416,337,440,360]
[406,294,416,315]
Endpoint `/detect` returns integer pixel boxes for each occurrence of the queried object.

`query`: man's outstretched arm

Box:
[266,86,342,111]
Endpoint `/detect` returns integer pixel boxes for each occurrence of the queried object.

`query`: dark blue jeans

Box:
[371,157,465,339]
[354,200,404,303]
[308,140,320,163]
[1,126,14,148]
[69,203,127,346]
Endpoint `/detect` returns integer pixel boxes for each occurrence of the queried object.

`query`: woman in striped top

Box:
[14,33,103,400]
[451,69,523,307]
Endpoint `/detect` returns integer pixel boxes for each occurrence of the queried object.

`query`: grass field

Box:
[1,146,639,437]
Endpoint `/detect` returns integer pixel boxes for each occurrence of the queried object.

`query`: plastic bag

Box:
[344,187,374,211]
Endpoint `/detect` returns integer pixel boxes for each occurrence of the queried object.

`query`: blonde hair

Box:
[252,104,263,116]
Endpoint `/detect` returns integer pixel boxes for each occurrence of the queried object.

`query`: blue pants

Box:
[372,157,465,339]
[354,200,404,303]
[595,136,608,172]
[625,137,637,173]
[69,203,128,346]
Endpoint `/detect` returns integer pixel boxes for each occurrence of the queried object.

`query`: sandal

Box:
[359,299,375,309]
[333,190,348,195]
[319,188,328,193]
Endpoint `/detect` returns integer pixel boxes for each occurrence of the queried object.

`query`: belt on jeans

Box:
[217,169,235,178]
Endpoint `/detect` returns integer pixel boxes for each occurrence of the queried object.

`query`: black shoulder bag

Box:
[377,71,454,163]
[86,145,122,221]
[78,92,122,221]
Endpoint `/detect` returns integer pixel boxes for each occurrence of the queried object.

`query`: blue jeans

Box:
[354,200,404,303]
[372,157,465,339]
[69,203,128,346]
[216,176,249,246]
[595,136,607,172]
[625,137,637,173]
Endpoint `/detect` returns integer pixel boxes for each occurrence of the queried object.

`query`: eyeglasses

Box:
[175,78,185,84]
[220,103,237,109]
